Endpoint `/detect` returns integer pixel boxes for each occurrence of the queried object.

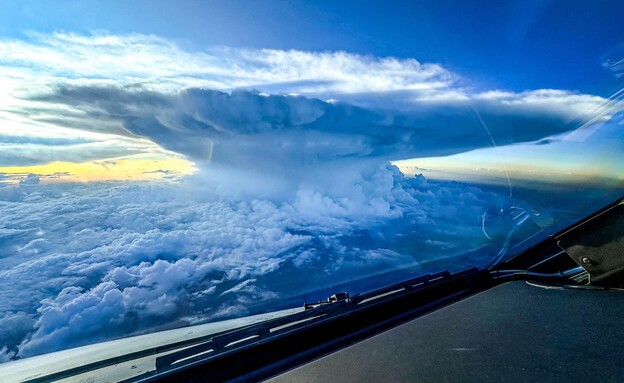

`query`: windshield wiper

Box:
[151,270,457,372]
[20,269,472,383]
[21,260,590,383]
[120,267,493,383]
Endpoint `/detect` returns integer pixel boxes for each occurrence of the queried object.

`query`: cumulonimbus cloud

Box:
[22,85,611,171]
[1,31,618,168]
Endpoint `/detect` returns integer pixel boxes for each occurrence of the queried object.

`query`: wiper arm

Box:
[21,268,482,383]
[153,270,454,371]
[129,268,487,383]
[490,266,586,281]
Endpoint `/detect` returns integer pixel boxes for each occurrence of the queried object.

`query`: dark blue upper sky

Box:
[1,0,622,96]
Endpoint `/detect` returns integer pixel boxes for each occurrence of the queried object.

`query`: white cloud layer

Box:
[0,165,517,359]
[0,32,452,94]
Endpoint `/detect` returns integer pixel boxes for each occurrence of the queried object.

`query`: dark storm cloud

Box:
[26,85,600,171]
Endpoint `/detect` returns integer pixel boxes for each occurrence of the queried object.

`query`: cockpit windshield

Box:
[0,0,622,364]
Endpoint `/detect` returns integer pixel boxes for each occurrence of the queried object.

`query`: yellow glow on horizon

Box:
[0,156,197,183]
[393,143,624,185]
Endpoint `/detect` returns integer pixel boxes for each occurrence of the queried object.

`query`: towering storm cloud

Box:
[1,32,616,169]
[25,86,609,170]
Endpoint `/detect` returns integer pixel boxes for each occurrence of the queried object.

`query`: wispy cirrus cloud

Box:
[0,31,453,95]
[603,44,624,79]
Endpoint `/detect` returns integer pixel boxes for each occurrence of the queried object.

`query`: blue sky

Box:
[1,0,622,95]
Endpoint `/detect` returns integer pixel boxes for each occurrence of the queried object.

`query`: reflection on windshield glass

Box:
[0,0,623,363]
